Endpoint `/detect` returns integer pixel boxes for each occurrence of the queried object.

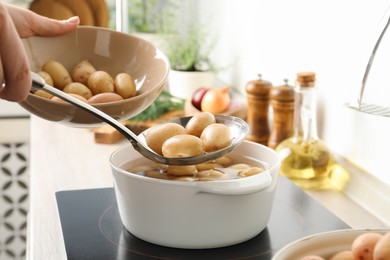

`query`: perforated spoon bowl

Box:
[30,72,249,165]
[346,15,390,117]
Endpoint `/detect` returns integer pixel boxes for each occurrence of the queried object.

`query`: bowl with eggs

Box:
[19,26,169,127]
[110,136,281,249]
[272,229,390,260]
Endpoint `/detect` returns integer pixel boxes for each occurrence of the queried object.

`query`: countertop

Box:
[27,116,389,260]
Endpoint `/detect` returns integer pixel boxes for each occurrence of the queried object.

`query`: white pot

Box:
[168,70,216,100]
[110,140,281,249]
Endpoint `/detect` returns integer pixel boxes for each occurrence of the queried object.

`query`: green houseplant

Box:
[128,1,219,99]
[128,0,177,33]
[164,23,218,99]
[165,24,217,72]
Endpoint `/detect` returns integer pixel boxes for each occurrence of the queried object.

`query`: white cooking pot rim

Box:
[109,141,281,188]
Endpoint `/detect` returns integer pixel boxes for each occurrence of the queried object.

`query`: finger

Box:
[0,4,31,101]
[25,15,80,37]
[0,56,4,83]
[0,56,4,87]
[4,3,79,38]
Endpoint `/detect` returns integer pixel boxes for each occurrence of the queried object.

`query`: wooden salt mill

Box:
[245,74,272,145]
[268,79,295,149]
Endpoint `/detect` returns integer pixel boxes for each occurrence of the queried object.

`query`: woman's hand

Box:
[0,3,79,102]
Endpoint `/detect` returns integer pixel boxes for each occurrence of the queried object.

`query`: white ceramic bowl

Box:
[272,229,390,260]
[110,140,281,249]
[20,26,169,127]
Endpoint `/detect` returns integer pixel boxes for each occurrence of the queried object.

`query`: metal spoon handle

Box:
[358,15,390,107]
[31,72,140,144]
[30,73,198,165]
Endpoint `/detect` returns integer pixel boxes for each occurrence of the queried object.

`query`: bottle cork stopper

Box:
[296,72,316,87]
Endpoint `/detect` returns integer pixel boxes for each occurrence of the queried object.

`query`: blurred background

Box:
[1,0,390,259]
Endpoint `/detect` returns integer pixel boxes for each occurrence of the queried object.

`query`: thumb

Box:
[30,16,80,37]
[4,3,79,37]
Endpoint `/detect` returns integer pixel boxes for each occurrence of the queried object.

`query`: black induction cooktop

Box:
[56,176,350,260]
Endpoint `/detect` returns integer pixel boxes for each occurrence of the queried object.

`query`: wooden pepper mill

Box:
[245,74,272,145]
[268,79,295,149]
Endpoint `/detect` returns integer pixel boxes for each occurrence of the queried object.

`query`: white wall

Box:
[194,0,390,185]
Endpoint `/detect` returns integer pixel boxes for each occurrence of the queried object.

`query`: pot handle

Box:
[195,171,272,195]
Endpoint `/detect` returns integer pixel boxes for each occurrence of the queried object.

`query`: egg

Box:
[351,232,383,260]
[373,232,390,260]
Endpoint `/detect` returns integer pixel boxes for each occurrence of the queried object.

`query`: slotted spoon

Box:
[30,72,249,165]
[346,15,390,117]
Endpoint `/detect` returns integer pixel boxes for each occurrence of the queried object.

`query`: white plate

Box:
[272,229,389,260]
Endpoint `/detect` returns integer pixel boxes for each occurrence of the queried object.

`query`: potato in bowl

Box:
[20,26,169,127]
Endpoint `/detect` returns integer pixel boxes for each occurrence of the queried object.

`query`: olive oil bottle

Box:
[276,72,335,189]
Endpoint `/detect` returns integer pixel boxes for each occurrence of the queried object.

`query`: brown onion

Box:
[200,86,230,114]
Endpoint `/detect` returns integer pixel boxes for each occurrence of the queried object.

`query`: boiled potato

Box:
[185,112,216,137]
[114,73,136,99]
[196,163,223,171]
[51,93,88,103]
[124,153,268,181]
[37,71,54,86]
[200,123,232,152]
[87,92,123,104]
[166,165,197,176]
[145,123,186,155]
[87,71,114,95]
[71,60,96,85]
[162,134,205,158]
[237,167,264,177]
[195,169,224,181]
[214,156,232,166]
[144,170,169,180]
[63,82,93,99]
[229,163,251,170]
[172,176,197,181]
[42,60,72,90]
[351,232,383,260]
[37,59,140,104]
[374,232,390,260]
[128,165,155,173]
[34,89,53,99]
